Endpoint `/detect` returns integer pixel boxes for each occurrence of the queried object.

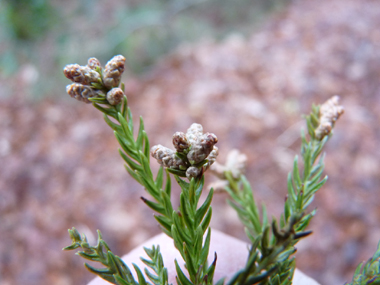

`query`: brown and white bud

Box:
[207,146,219,165]
[87,57,101,70]
[315,96,344,140]
[173,132,190,152]
[106,88,124,105]
[66,83,99,103]
[210,149,247,179]
[187,133,218,164]
[226,149,247,179]
[203,146,219,171]
[151,145,185,169]
[186,123,203,145]
[103,55,126,88]
[63,64,101,85]
[186,166,201,179]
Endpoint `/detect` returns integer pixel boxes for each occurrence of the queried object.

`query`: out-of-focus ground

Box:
[1,0,380,284]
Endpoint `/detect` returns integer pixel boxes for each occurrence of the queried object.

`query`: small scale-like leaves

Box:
[160,190,174,217]
[132,264,148,285]
[115,132,139,161]
[104,114,124,133]
[172,213,192,246]
[127,107,134,134]
[200,208,212,233]
[154,215,172,235]
[142,131,150,160]
[174,176,190,192]
[180,193,194,230]
[193,226,203,259]
[119,149,143,172]
[199,228,211,266]
[124,165,142,184]
[93,103,118,118]
[121,95,128,118]
[118,113,133,140]
[292,156,302,191]
[141,197,166,215]
[195,188,214,226]
[155,167,164,190]
[84,263,115,283]
[175,259,193,285]
[164,171,171,197]
[136,117,145,150]
[167,168,187,177]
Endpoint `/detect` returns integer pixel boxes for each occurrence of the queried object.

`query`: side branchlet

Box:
[212,96,344,284]
[63,227,149,285]
[347,241,380,285]
[63,56,217,285]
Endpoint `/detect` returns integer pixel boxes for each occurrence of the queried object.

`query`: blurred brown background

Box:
[1,0,380,284]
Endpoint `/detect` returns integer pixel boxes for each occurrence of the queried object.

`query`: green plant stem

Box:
[223,105,333,284]
[92,97,216,285]
[63,228,150,285]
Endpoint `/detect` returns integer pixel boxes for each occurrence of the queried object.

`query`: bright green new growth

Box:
[61,56,361,285]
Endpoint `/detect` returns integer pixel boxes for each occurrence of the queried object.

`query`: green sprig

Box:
[84,95,215,284]
[141,245,170,285]
[222,102,336,284]
[63,227,146,285]
[347,242,380,285]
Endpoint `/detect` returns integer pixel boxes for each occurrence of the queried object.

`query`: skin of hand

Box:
[88,229,319,285]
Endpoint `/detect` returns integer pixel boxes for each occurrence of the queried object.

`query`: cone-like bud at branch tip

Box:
[186,166,201,179]
[186,123,203,145]
[150,145,186,169]
[315,96,344,140]
[106,88,124,105]
[187,133,218,164]
[63,64,101,85]
[173,132,190,152]
[66,83,99,103]
[151,123,218,179]
[210,149,247,180]
[207,146,219,165]
[103,55,126,88]
[87,57,101,70]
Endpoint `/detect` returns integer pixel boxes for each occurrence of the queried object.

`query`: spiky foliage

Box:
[63,228,154,285]
[63,57,216,285]
[347,242,380,285]
[216,98,343,284]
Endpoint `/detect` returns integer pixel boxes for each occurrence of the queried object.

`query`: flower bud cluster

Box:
[106,88,124,106]
[315,96,344,140]
[87,57,101,70]
[63,55,126,105]
[187,132,218,164]
[66,83,99,103]
[63,64,101,85]
[151,145,186,169]
[151,123,218,179]
[209,149,247,191]
[103,55,126,89]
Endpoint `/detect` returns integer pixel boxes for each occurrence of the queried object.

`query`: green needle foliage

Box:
[63,56,216,285]
[217,99,343,284]
[141,245,170,285]
[347,242,380,285]
[63,227,154,285]
[61,56,378,284]
[91,86,216,285]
